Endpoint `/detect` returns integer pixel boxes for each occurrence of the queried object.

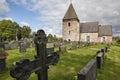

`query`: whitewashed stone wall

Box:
[80,33,98,43]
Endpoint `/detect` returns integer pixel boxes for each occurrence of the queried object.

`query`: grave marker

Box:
[19,42,26,53]
[59,45,66,53]
[10,29,59,80]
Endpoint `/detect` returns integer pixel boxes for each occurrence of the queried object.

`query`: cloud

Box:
[20,21,30,26]
[12,0,120,36]
[0,17,13,21]
[0,0,10,17]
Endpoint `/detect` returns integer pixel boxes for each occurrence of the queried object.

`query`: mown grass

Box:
[97,45,120,80]
[1,44,118,80]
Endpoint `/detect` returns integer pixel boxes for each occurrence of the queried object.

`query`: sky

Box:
[0,0,120,37]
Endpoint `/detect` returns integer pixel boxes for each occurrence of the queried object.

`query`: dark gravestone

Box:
[19,42,26,53]
[96,52,104,69]
[47,48,54,55]
[78,59,97,80]
[104,46,108,52]
[101,48,105,58]
[59,45,66,53]
[0,42,4,49]
[10,29,59,80]
[77,41,80,48]
[0,59,6,72]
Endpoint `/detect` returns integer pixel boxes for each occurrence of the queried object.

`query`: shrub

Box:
[0,51,8,59]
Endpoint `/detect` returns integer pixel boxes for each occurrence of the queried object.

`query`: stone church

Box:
[62,3,112,43]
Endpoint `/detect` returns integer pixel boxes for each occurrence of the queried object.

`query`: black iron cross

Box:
[10,29,59,80]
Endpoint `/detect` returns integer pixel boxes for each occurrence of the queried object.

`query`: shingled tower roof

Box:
[63,3,79,21]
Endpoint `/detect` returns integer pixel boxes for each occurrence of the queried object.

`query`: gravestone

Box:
[32,41,35,47]
[59,45,66,53]
[47,48,54,55]
[54,42,61,48]
[0,42,4,50]
[4,42,11,50]
[10,42,19,49]
[19,42,26,53]
[10,29,59,80]
[104,46,108,52]
[101,48,105,58]
[77,41,80,48]
[70,42,77,50]
[0,59,6,72]
[96,52,104,69]
[78,59,97,80]
[47,43,54,48]
[26,41,31,48]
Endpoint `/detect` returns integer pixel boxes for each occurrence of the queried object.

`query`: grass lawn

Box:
[97,45,120,80]
[0,44,119,80]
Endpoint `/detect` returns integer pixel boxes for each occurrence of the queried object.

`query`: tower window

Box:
[68,22,71,27]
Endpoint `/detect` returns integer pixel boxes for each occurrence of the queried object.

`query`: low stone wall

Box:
[78,59,97,80]
[96,52,104,69]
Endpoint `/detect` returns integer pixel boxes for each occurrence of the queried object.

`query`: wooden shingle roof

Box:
[80,22,99,33]
[98,25,112,36]
[63,3,79,21]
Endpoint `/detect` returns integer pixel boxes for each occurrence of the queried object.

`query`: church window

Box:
[102,37,106,43]
[68,22,71,27]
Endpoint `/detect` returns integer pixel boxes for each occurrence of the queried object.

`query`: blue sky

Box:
[0,0,120,37]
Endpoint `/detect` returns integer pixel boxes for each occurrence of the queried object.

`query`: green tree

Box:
[20,26,31,38]
[47,34,53,42]
[0,20,19,40]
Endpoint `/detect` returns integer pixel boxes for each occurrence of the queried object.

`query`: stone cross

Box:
[10,29,59,80]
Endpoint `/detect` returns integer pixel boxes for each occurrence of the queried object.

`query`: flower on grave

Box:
[0,51,8,59]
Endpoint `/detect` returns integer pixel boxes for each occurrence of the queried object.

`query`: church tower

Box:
[62,3,80,42]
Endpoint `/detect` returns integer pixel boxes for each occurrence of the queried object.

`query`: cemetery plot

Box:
[0,43,102,80]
